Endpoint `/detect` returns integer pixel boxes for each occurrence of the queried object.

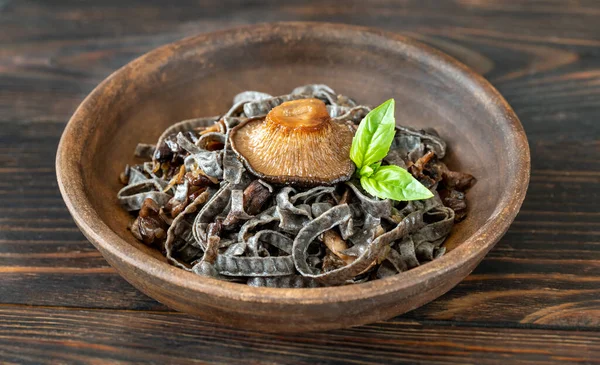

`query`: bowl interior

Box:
[73,24,520,286]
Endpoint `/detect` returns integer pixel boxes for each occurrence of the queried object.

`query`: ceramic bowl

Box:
[56,22,530,332]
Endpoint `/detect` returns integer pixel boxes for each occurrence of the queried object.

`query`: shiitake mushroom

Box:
[229,98,355,187]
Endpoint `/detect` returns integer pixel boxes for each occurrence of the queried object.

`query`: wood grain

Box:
[0,0,599,362]
[0,306,598,365]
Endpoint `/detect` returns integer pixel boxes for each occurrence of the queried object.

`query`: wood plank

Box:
[0,272,165,310]
[1,18,600,328]
[1,1,599,125]
[0,0,599,354]
[0,306,598,365]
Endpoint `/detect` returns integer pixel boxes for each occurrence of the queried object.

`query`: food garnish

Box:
[350,99,434,202]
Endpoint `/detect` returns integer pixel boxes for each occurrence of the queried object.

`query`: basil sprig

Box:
[350,99,434,201]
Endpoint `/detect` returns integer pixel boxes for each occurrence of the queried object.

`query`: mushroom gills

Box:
[229,98,355,186]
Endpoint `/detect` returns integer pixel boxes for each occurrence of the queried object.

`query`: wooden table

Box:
[1,1,599,363]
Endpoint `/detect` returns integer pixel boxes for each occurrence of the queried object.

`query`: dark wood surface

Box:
[1,0,599,363]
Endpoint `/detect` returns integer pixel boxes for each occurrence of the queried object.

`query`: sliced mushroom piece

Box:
[229,98,355,187]
[243,180,272,215]
[321,230,354,264]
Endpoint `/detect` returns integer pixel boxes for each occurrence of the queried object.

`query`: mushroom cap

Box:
[229,98,355,186]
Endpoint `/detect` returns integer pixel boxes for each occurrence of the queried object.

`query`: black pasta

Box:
[117,85,476,287]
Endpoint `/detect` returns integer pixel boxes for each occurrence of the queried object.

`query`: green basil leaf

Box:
[360,165,434,201]
[359,165,375,178]
[369,161,382,171]
[349,99,396,169]
[358,162,382,178]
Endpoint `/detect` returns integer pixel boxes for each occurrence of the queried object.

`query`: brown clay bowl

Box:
[56,22,529,332]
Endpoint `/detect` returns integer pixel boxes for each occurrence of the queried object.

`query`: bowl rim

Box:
[56,21,530,305]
